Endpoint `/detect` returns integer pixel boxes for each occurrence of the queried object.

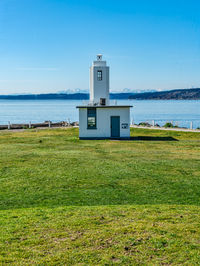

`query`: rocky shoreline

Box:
[0,121,79,130]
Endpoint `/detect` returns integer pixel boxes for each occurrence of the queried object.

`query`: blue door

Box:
[111,116,120,138]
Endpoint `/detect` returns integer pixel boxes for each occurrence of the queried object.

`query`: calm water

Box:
[0,99,200,129]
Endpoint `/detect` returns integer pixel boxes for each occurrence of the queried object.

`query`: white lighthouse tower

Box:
[77,55,132,139]
[90,54,109,105]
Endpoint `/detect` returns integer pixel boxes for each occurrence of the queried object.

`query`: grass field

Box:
[0,127,200,264]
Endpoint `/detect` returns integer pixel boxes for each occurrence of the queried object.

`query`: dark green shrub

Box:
[138,122,151,127]
[164,122,173,128]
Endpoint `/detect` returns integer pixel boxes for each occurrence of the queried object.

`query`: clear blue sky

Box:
[0,0,200,94]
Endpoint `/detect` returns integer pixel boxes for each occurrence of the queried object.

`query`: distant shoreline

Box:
[128,88,200,100]
[0,88,200,100]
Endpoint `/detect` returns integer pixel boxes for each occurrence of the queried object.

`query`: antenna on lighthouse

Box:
[97,54,102,61]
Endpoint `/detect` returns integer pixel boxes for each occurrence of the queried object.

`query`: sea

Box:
[0,99,200,129]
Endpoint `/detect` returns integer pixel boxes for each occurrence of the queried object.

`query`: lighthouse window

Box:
[87,108,96,129]
[97,70,102,81]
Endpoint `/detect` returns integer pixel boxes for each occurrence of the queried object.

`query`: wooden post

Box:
[152,120,155,127]
[29,121,31,129]
[190,121,193,130]
[8,121,10,130]
[48,121,51,128]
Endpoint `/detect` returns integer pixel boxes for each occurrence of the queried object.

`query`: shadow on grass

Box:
[110,136,178,141]
[131,136,178,141]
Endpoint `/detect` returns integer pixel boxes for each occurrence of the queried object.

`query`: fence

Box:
[1,119,200,130]
[131,119,200,130]
[0,120,79,130]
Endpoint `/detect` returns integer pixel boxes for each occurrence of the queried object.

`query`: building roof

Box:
[76,105,133,108]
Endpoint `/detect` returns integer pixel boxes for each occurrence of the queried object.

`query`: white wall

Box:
[79,107,130,138]
[90,63,109,105]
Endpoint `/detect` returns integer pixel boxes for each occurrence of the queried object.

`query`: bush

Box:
[164,122,173,128]
[138,122,151,127]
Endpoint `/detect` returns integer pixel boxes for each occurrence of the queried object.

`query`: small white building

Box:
[77,55,132,139]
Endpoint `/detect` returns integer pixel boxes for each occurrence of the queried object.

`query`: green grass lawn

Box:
[0,128,200,264]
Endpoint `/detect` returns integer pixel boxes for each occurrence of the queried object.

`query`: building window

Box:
[97,70,102,81]
[87,108,96,129]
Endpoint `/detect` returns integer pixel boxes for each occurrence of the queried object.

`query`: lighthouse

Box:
[90,54,109,105]
[77,55,132,139]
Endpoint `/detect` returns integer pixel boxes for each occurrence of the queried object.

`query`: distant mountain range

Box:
[0,88,199,100]
[57,88,157,94]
